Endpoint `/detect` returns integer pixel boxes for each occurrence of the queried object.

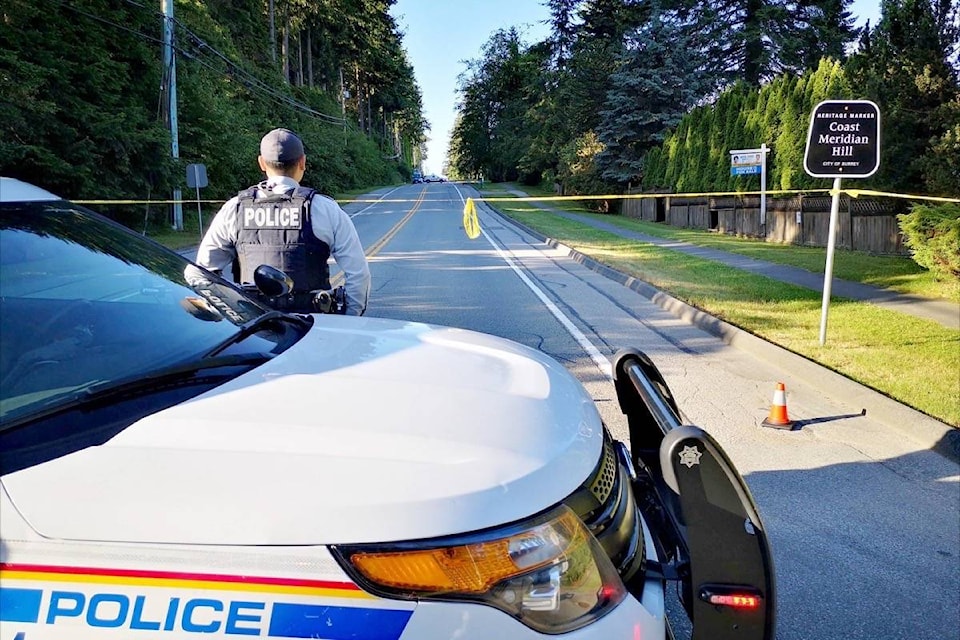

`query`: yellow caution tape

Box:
[471,189,832,201]
[476,189,959,203]
[842,189,960,203]
[462,198,480,239]
[72,199,225,205]
[70,188,960,207]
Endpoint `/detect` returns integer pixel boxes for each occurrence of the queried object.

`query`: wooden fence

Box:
[621,191,909,255]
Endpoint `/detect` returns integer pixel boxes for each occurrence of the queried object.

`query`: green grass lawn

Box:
[477,183,959,427]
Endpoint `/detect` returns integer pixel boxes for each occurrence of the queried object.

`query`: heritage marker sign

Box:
[803,99,880,178]
[803,99,882,346]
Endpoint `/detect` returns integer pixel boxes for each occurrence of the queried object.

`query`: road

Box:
[193,181,960,640]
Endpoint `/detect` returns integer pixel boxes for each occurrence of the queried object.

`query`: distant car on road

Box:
[423,174,446,183]
[411,170,423,184]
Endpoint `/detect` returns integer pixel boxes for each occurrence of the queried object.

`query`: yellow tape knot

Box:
[463,198,480,239]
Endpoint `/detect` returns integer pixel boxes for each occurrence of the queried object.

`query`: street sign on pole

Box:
[803,100,881,345]
[186,163,208,242]
[186,163,207,189]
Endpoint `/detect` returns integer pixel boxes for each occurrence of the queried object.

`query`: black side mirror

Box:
[253,264,293,298]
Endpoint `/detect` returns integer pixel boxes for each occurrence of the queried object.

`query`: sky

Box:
[390,0,883,176]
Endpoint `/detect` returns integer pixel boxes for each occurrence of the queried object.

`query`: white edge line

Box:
[452,185,612,381]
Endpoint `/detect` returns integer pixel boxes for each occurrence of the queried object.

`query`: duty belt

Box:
[270,289,345,314]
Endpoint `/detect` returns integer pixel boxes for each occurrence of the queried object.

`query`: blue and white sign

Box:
[730,149,763,176]
[728,145,770,226]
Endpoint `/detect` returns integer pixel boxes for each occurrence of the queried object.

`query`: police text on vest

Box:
[243,206,301,229]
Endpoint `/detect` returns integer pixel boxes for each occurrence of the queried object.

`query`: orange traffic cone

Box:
[762,382,795,430]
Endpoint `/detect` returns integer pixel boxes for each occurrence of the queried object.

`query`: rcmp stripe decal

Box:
[0,563,370,598]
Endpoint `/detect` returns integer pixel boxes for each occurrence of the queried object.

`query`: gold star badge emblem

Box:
[679,445,702,468]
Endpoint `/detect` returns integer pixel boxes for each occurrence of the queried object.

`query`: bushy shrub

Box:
[898,203,960,280]
[558,132,620,212]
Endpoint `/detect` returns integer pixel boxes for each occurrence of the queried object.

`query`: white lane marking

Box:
[452,184,612,381]
[347,185,405,218]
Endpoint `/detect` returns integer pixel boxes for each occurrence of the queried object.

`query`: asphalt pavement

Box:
[489,188,960,460]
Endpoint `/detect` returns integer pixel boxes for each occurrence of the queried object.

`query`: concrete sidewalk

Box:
[507,189,960,330]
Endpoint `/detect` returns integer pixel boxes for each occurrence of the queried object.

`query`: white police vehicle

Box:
[0,177,775,639]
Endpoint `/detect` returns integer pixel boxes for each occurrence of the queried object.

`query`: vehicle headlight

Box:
[331,505,627,634]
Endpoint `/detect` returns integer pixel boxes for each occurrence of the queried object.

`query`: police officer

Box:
[196,128,370,316]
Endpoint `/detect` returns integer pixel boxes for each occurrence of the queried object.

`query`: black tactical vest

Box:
[235,186,331,296]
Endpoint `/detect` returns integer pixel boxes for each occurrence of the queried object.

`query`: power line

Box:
[165,6,348,124]
[47,0,346,126]
[177,30,346,125]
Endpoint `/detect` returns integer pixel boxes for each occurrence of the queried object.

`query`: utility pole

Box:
[161,0,182,229]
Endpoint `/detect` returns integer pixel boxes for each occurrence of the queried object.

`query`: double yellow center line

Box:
[330,186,428,288]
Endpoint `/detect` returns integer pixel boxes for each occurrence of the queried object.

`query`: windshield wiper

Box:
[0,353,272,432]
[202,310,311,359]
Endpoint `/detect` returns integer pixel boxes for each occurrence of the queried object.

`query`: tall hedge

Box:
[642,59,853,193]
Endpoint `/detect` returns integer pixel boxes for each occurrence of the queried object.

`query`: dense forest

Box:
[448,0,959,199]
[0,0,427,228]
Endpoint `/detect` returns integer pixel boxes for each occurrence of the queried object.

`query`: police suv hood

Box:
[3,316,602,545]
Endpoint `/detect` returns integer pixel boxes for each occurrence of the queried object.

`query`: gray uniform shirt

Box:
[196,177,371,316]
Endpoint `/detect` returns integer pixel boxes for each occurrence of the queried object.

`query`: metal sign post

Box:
[803,100,881,345]
[185,164,208,242]
[820,176,842,346]
[730,145,769,226]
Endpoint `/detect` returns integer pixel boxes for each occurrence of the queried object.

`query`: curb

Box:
[479,201,959,463]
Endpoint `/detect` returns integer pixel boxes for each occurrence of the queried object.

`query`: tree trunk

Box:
[339,66,346,123]
[282,12,289,83]
[307,28,314,88]
[355,64,363,131]
[742,0,763,86]
[297,30,304,86]
[268,0,276,63]
[367,89,373,137]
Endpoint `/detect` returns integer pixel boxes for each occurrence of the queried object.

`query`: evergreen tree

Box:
[0,0,428,215]
[596,10,705,184]
[0,0,171,200]
[664,0,857,87]
[451,28,542,182]
[563,0,649,134]
[546,0,583,70]
[786,0,859,72]
[847,0,960,193]
[639,61,854,193]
